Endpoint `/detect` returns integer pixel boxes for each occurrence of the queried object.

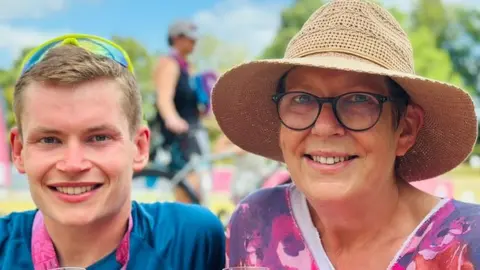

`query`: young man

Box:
[0,34,225,269]
[153,20,211,204]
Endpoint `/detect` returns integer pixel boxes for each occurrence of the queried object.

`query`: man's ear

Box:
[396,103,424,157]
[132,125,150,172]
[10,127,25,174]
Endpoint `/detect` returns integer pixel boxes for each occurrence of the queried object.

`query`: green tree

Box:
[190,34,250,74]
[189,34,251,144]
[0,47,33,89]
[411,0,480,95]
[111,36,155,92]
[110,36,158,123]
[0,69,14,90]
[409,26,465,90]
[262,0,325,58]
[0,47,35,129]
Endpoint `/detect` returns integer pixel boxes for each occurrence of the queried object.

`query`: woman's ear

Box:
[396,103,424,157]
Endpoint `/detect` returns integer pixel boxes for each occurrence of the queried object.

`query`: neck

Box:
[44,203,131,268]
[309,178,438,252]
[173,47,188,59]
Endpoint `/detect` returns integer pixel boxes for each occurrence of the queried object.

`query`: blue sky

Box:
[0,0,478,70]
[0,0,292,69]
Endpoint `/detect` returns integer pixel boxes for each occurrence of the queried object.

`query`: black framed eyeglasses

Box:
[271,91,395,131]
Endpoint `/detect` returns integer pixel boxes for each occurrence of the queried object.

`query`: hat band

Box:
[288,48,414,74]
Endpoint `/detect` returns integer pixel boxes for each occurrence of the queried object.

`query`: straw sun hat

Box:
[211,0,478,181]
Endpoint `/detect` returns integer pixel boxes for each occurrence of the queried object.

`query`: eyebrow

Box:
[85,124,121,134]
[29,124,121,135]
[29,127,62,135]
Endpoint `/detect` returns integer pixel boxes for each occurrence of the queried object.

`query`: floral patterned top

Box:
[225,184,480,269]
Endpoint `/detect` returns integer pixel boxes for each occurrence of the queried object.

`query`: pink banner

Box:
[0,96,10,187]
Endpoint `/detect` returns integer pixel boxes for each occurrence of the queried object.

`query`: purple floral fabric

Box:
[225,185,480,269]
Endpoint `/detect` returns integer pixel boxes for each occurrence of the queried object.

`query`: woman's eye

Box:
[293,94,314,104]
[349,94,370,103]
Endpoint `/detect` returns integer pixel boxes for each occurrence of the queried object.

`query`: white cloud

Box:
[0,0,67,20]
[192,0,287,58]
[0,0,78,67]
[0,25,67,61]
[0,0,101,20]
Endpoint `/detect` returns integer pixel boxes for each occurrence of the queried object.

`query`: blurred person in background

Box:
[213,0,480,269]
[153,20,211,204]
[0,34,225,269]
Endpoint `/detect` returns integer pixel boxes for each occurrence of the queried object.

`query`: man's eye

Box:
[39,137,60,144]
[89,135,110,142]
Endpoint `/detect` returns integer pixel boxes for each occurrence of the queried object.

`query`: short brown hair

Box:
[14,45,142,135]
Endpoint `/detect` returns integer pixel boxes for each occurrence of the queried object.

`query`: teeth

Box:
[56,186,95,195]
[312,156,348,165]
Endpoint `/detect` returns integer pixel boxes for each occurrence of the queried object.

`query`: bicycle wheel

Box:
[132,167,201,205]
[133,167,174,179]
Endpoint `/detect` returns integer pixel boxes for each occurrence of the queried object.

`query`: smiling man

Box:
[0,34,225,270]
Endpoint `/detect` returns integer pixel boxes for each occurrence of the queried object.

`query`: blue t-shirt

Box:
[0,201,226,269]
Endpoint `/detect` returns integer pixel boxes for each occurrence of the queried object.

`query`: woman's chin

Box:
[300,179,357,203]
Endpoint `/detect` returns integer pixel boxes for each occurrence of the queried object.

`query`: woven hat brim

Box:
[212,54,478,182]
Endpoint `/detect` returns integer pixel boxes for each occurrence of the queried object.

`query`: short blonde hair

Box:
[14,45,142,135]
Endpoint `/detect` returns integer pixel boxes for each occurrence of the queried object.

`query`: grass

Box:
[473,144,480,155]
[446,164,479,181]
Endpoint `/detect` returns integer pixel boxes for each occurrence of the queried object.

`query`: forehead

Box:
[285,67,389,95]
[21,79,128,132]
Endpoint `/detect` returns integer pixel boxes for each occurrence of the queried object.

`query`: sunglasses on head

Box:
[19,33,134,76]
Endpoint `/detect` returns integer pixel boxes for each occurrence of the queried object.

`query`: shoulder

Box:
[409,200,480,267]
[229,184,291,224]
[240,184,290,204]
[226,184,292,244]
[166,202,224,234]
[132,202,225,269]
[425,199,480,244]
[448,199,480,232]
[0,210,36,269]
[225,185,294,267]
[133,200,222,226]
[450,199,480,215]
[441,199,480,226]
[132,201,224,241]
[0,210,36,241]
[156,56,179,71]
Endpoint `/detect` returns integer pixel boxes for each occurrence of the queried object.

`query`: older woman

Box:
[212,0,479,269]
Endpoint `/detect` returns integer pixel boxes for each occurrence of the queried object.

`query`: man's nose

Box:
[56,140,92,174]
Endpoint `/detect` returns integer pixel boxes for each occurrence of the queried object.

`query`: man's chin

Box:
[43,208,103,228]
[61,217,98,228]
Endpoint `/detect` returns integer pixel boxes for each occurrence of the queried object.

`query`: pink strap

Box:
[170,50,189,72]
[31,211,133,270]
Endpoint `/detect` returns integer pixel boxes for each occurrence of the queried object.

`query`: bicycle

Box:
[132,145,286,222]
